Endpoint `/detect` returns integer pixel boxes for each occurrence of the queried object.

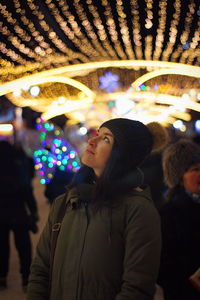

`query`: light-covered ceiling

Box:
[0,0,199,127]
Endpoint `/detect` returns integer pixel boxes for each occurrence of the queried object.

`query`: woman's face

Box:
[81,127,114,177]
[182,163,200,194]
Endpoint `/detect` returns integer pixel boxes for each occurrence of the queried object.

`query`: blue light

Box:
[195,120,200,133]
[182,42,190,50]
[99,72,120,93]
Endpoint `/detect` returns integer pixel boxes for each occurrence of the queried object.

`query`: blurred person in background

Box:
[44,166,74,205]
[158,138,200,300]
[140,151,166,210]
[0,140,39,292]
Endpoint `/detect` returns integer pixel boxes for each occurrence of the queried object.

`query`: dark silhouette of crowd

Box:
[0,140,38,292]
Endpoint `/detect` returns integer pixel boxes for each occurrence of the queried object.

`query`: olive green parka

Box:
[27,183,161,300]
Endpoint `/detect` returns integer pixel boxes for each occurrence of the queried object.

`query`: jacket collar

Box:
[69,168,150,204]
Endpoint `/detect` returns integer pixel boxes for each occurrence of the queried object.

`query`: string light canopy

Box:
[0,0,199,128]
[0,0,199,78]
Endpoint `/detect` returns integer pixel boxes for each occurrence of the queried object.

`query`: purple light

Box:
[99,72,120,93]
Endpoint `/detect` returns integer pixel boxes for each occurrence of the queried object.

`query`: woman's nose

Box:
[88,136,98,146]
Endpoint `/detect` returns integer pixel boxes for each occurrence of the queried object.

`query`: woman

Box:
[158,138,200,300]
[27,118,167,300]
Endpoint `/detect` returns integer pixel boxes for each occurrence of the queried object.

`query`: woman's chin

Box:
[81,155,92,168]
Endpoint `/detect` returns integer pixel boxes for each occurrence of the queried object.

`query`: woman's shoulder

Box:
[52,192,67,205]
[49,192,68,218]
[123,186,160,219]
[120,187,161,232]
[125,185,153,206]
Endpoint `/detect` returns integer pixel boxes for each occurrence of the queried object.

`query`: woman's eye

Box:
[103,136,110,143]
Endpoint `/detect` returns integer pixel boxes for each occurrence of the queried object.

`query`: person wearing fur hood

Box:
[158,138,200,300]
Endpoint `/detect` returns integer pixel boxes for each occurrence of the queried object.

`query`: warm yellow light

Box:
[156,94,200,112]
[170,112,191,121]
[132,68,200,88]
[68,111,86,122]
[41,97,92,120]
[1,60,199,97]
[0,60,199,125]
[0,75,95,99]
[96,91,200,113]
[0,124,13,135]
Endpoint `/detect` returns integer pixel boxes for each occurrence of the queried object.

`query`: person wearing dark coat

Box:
[44,167,74,204]
[27,118,167,300]
[140,152,166,210]
[158,138,200,300]
[0,141,39,291]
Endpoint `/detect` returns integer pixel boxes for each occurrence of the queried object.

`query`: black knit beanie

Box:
[100,118,153,170]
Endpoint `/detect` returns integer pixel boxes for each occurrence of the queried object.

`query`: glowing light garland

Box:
[100,0,125,58]
[85,0,116,58]
[13,0,54,56]
[34,119,80,184]
[0,60,199,123]
[72,0,109,57]
[44,0,98,59]
[116,0,135,59]
[130,0,143,59]
[153,0,167,61]
[54,0,100,58]
[1,60,199,94]
[0,0,199,132]
[144,0,154,60]
[0,124,13,135]
[131,68,200,88]
[0,0,199,70]
[163,0,181,61]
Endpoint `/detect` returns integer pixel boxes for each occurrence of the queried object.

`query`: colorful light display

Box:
[34,118,80,184]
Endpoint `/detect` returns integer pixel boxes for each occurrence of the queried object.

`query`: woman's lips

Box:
[86,148,94,154]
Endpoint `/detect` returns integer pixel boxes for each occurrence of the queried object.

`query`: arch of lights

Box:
[0,60,200,95]
[0,60,200,125]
